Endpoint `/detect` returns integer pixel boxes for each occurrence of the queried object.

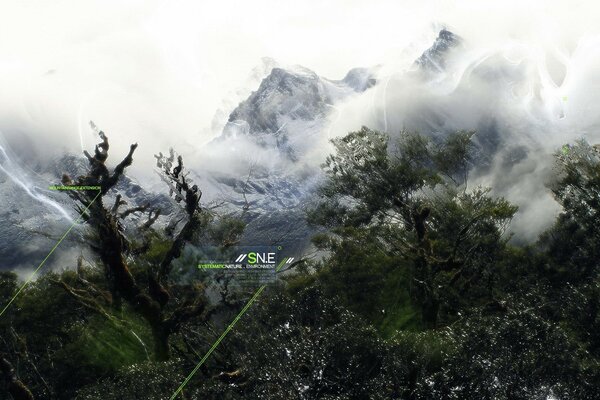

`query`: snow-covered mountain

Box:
[217,64,376,161]
[197,63,378,254]
[210,57,280,135]
[1,30,457,268]
[227,65,375,135]
[414,29,461,73]
[0,150,175,271]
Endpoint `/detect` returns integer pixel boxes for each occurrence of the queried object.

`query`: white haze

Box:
[1,0,600,239]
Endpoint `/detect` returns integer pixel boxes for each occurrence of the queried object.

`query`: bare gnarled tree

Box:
[57,125,209,361]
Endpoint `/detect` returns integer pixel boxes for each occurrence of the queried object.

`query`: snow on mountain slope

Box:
[1,31,461,267]
[210,57,280,136]
[414,29,461,73]
[0,149,176,271]
[196,63,378,254]
[222,65,376,158]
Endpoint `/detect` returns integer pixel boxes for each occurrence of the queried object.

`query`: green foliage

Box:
[187,285,431,399]
[206,214,247,248]
[309,127,517,329]
[143,235,173,265]
[309,225,421,333]
[2,130,600,399]
[420,294,600,399]
[308,127,439,229]
[0,271,17,304]
[541,139,600,282]
[75,361,184,400]
[431,130,475,184]
[60,315,150,369]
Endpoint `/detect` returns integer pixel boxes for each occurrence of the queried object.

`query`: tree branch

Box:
[119,204,150,219]
[0,355,34,400]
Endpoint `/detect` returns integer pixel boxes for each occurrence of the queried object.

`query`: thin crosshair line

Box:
[0,190,101,318]
[169,257,289,400]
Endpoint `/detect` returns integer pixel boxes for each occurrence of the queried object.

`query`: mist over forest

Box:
[1,1,600,399]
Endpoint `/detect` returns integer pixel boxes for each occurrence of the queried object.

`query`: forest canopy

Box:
[1,127,599,399]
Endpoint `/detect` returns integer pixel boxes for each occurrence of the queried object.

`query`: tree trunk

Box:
[152,325,171,361]
[1,357,34,400]
[411,207,440,329]
[421,296,439,329]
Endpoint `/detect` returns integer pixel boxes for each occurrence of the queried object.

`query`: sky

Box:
[0,0,433,160]
[1,0,600,238]
[1,0,594,159]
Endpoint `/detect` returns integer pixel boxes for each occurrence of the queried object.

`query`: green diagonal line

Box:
[0,190,101,318]
[169,256,289,400]
[275,256,288,273]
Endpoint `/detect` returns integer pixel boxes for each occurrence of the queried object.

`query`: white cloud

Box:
[1,0,600,238]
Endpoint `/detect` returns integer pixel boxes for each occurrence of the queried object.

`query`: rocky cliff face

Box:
[203,64,378,255]
[218,64,376,163]
[0,152,175,270]
[228,66,375,135]
[414,29,461,73]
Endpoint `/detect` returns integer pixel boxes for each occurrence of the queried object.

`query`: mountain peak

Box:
[226,65,329,135]
[225,65,376,138]
[340,67,377,92]
[414,29,461,72]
